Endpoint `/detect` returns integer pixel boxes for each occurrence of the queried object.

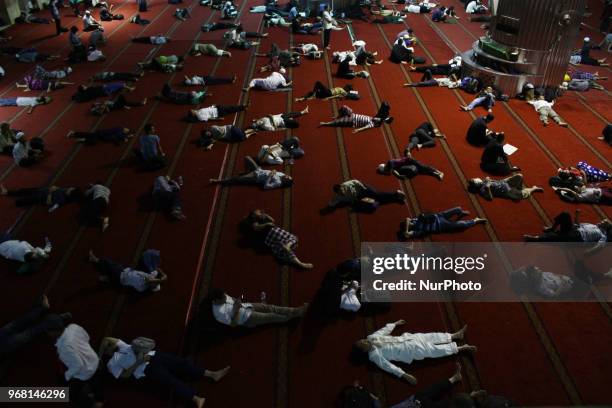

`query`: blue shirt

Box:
[139,134,159,160]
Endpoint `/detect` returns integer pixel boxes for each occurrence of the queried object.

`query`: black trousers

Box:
[54,18,62,35]
[323,29,331,48]
[6,187,49,206]
[67,368,105,407]
[217,104,246,117]
[303,81,331,99]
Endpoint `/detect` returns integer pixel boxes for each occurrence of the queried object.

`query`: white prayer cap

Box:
[584,37,590,42]
[85,9,91,14]
[15,131,25,140]
[562,81,569,87]
[279,67,286,74]
[377,163,386,173]
[525,83,534,89]
[352,40,366,48]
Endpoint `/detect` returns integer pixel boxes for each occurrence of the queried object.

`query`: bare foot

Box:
[40,294,50,309]
[101,218,110,232]
[88,250,99,263]
[207,366,230,382]
[453,324,467,340]
[0,184,7,195]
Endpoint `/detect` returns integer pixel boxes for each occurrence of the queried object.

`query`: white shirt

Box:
[0,240,35,262]
[12,141,28,164]
[300,43,318,53]
[107,339,155,379]
[120,268,160,292]
[436,78,460,88]
[56,324,100,381]
[15,97,42,107]
[334,51,357,66]
[258,143,286,165]
[82,14,97,29]
[340,283,361,312]
[406,5,421,13]
[87,49,105,62]
[322,10,334,30]
[528,99,554,111]
[253,72,288,90]
[466,1,483,13]
[536,272,574,297]
[212,294,253,326]
[194,105,219,121]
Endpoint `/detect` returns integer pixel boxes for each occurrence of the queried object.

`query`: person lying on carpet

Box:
[33,65,73,80]
[291,43,323,59]
[248,107,309,132]
[377,153,444,181]
[354,320,476,385]
[396,1,435,14]
[295,82,355,102]
[101,336,229,408]
[390,37,426,64]
[90,95,148,116]
[409,56,462,75]
[92,71,143,82]
[524,210,610,253]
[291,16,322,35]
[325,179,406,212]
[319,104,392,133]
[226,26,265,49]
[187,104,247,122]
[559,78,605,92]
[1,184,82,212]
[511,261,611,299]
[66,127,134,145]
[467,175,543,201]
[183,74,236,86]
[460,86,495,112]
[210,288,308,328]
[480,132,520,176]
[72,82,135,102]
[210,156,293,190]
[263,13,292,28]
[553,185,612,205]
[256,43,301,72]
[431,6,458,22]
[352,40,383,66]
[256,137,304,165]
[404,71,459,88]
[403,122,445,153]
[0,96,52,113]
[152,175,186,220]
[371,9,407,24]
[195,125,254,150]
[174,8,191,21]
[9,48,60,63]
[157,83,209,105]
[557,162,612,184]
[243,209,314,269]
[16,76,74,92]
[131,35,171,44]
[82,182,111,231]
[88,249,167,292]
[0,235,52,275]
[138,55,184,73]
[465,113,495,146]
[189,43,232,57]
[0,122,18,155]
[0,295,72,357]
[201,21,240,32]
[221,0,237,18]
[134,124,167,171]
[600,124,612,146]
[13,132,45,167]
[401,207,487,239]
[244,69,292,92]
[526,96,568,127]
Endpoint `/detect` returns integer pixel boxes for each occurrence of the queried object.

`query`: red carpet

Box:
[0,0,610,406]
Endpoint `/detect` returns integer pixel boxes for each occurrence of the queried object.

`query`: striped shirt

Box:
[86,184,111,203]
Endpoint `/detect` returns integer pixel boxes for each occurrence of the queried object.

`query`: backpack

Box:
[131,337,156,354]
[338,385,375,408]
